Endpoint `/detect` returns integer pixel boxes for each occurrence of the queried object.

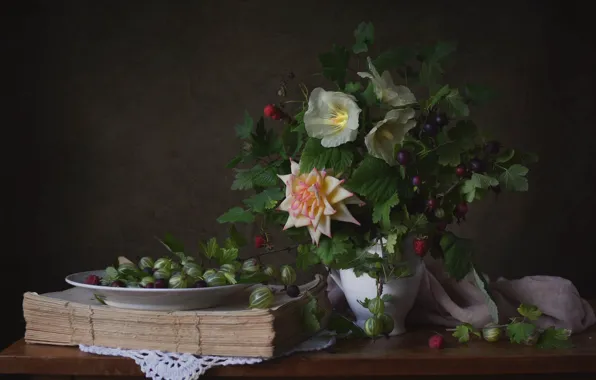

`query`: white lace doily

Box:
[79,332,336,380]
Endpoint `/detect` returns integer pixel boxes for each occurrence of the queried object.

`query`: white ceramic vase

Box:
[328,234,424,336]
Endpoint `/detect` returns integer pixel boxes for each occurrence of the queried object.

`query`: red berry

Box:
[85,274,101,285]
[154,279,167,288]
[413,237,428,257]
[144,282,155,288]
[428,334,444,349]
[426,198,437,211]
[412,176,422,186]
[456,201,468,215]
[254,235,266,248]
[436,221,448,232]
[110,280,125,287]
[264,104,276,118]
[455,164,467,177]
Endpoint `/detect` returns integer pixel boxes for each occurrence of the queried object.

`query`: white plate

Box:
[65,270,252,311]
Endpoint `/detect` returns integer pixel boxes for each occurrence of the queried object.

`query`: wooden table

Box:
[1,325,596,379]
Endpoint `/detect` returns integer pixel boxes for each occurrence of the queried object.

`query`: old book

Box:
[23,274,331,358]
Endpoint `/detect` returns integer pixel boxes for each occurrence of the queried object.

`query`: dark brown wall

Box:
[4,0,595,349]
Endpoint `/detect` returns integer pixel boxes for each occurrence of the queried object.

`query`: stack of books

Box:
[22,274,331,358]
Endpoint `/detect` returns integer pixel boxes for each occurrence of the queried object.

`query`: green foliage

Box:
[499,164,529,191]
[216,207,255,224]
[231,165,278,190]
[302,293,325,333]
[234,110,253,139]
[242,188,284,213]
[507,322,536,344]
[299,138,354,174]
[345,156,401,204]
[452,323,481,343]
[537,327,573,349]
[353,22,374,54]
[372,47,415,73]
[372,194,399,230]
[316,234,354,267]
[319,44,350,88]
[296,244,320,270]
[440,232,473,280]
[517,304,542,321]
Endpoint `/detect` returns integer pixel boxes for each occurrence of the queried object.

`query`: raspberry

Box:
[85,274,101,285]
[428,334,444,349]
[263,104,277,118]
[413,237,429,257]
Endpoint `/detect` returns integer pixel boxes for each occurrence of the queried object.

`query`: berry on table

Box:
[144,282,155,288]
[428,334,445,349]
[194,280,208,288]
[412,176,422,186]
[397,149,411,165]
[110,280,125,287]
[413,236,429,257]
[154,279,168,288]
[85,274,101,285]
[455,164,467,177]
[286,284,300,298]
[254,235,266,248]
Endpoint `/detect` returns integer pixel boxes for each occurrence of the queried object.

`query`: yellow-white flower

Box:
[303,87,361,148]
[357,57,416,107]
[277,159,363,245]
[365,108,416,166]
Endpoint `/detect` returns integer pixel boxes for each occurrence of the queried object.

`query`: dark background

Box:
[4,0,595,351]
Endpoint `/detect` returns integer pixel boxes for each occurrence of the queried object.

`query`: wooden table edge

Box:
[1,339,595,377]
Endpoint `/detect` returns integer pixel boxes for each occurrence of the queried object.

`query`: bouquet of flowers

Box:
[216,21,538,338]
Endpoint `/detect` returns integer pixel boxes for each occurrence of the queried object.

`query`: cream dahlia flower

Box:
[365,108,416,166]
[303,87,361,148]
[357,57,416,107]
[277,160,363,245]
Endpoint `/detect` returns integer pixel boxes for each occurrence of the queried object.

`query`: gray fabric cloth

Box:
[327,256,596,334]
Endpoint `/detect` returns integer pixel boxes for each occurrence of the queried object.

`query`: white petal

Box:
[294,215,312,228]
[366,56,382,81]
[321,128,358,147]
[308,225,322,245]
[344,194,365,206]
[283,215,296,230]
[331,203,360,225]
[290,159,300,175]
[278,196,293,212]
[312,207,324,229]
[324,176,343,194]
[328,186,354,204]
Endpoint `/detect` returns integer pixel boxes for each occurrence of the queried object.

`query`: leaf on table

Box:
[537,327,574,349]
[517,304,542,321]
[506,322,536,344]
[452,323,480,343]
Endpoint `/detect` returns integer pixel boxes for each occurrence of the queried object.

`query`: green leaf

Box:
[345,156,400,204]
[444,88,470,117]
[460,173,498,202]
[231,165,278,190]
[406,213,428,232]
[381,294,393,302]
[424,41,457,62]
[327,313,366,338]
[372,193,400,230]
[452,323,479,343]
[250,117,283,158]
[216,207,255,224]
[227,224,247,248]
[507,322,536,344]
[93,294,107,305]
[234,110,253,139]
[217,247,238,265]
[440,232,473,280]
[243,188,285,213]
[316,235,353,266]
[463,84,497,106]
[385,232,398,254]
[537,327,573,349]
[499,164,529,191]
[345,82,362,94]
[361,82,377,106]
[517,304,542,321]
[302,293,324,333]
[448,120,477,150]
[372,47,414,73]
[101,266,120,285]
[319,45,350,87]
[471,267,499,324]
[436,142,462,166]
[427,84,451,110]
[419,61,442,88]
[352,22,374,54]
[226,155,243,169]
[472,173,499,188]
[299,138,354,174]
[159,233,185,254]
[296,244,320,270]
[495,148,515,163]
[199,237,219,259]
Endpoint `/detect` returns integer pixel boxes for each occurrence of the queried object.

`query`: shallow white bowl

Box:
[65,270,252,311]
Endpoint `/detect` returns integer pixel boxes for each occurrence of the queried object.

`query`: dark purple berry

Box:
[469,158,485,173]
[144,282,155,288]
[154,279,167,288]
[286,284,300,298]
[455,164,467,177]
[435,113,449,127]
[412,176,422,186]
[422,123,439,136]
[397,149,411,165]
[485,141,501,154]
[143,267,153,275]
[110,280,125,287]
[194,280,208,288]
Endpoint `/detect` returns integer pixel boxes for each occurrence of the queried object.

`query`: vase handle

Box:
[327,269,344,292]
